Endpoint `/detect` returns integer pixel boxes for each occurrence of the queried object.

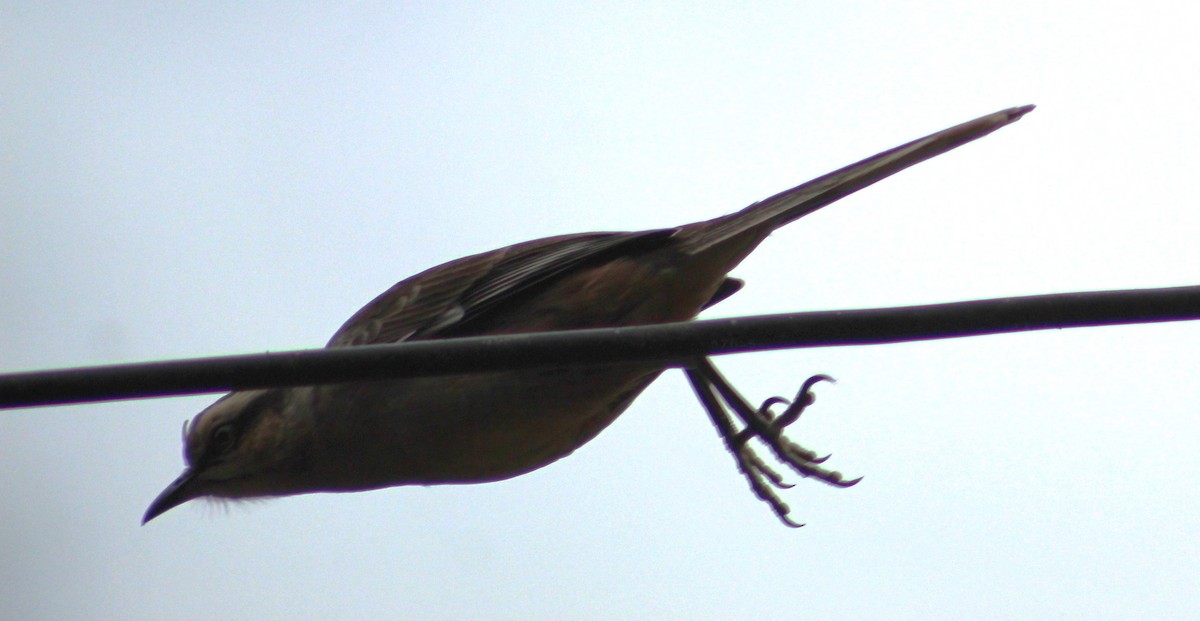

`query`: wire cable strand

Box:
[2,284,1198,409]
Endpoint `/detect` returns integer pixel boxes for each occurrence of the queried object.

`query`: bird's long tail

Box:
[678,105,1035,255]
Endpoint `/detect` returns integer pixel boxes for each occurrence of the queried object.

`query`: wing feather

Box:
[326,229,675,347]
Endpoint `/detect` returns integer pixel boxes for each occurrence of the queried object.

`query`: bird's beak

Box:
[142,468,200,524]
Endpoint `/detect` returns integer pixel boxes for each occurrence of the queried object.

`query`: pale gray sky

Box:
[3,2,1199,619]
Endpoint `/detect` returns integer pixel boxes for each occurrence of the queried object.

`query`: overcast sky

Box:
[3,2,1199,619]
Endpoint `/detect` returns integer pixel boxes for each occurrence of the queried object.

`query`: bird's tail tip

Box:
[1004,104,1037,121]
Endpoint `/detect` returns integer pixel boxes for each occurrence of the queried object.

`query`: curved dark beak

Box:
[142,468,200,524]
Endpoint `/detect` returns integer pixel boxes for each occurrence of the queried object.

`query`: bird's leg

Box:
[685,357,860,527]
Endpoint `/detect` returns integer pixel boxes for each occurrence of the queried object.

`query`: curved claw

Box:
[781,515,806,528]
[763,472,796,490]
[805,374,837,388]
[770,374,835,431]
[830,475,864,489]
[749,452,796,490]
[758,396,790,419]
[809,453,832,464]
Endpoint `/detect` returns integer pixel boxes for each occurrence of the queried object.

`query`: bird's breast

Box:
[306,363,663,491]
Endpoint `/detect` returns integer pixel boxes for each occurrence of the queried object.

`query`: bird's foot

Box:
[685,358,860,528]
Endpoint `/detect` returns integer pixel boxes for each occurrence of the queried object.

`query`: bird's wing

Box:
[326,229,676,347]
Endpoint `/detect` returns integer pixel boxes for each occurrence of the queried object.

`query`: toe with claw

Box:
[685,358,860,527]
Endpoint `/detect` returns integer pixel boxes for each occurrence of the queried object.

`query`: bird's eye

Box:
[210,424,238,456]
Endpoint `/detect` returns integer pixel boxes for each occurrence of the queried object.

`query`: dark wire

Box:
[2,285,1198,409]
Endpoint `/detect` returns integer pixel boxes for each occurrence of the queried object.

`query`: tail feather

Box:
[679,105,1034,255]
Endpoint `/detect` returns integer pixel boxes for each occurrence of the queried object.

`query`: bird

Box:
[143,105,1034,525]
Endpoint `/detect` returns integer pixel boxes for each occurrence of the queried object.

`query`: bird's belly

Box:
[309,364,662,491]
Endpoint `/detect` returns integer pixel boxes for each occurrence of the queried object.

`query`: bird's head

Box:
[142,388,311,523]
